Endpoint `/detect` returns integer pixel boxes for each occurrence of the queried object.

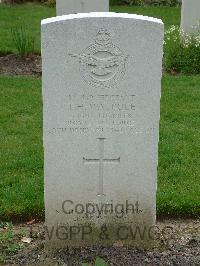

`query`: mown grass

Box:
[0,75,199,221]
[111,5,180,27]
[0,3,180,54]
[0,3,55,54]
[0,76,43,221]
[158,75,200,217]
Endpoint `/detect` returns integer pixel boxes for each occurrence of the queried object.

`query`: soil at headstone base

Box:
[3,219,200,266]
[0,54,41,76]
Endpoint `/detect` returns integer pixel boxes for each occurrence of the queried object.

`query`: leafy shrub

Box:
[2,0,43,3]
[164,26,200,74]
[44,0,55,7]
[11,25,35,56]
[3,0,55,6]
[3,0,180,6]
[110,0,180,6]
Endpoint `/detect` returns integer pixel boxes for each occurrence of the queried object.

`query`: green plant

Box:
[164,26,200,74]
[110,0,180,6]
[19,228,29,237]
[3,0,45,3]
[11,25,35,56]
[0,222,24,263]
[44,0,55,7]
[82,257,108,266]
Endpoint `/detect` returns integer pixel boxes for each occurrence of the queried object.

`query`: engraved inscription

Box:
[69,29,129,88]
[83,138,120,196]
[47,93,136,135]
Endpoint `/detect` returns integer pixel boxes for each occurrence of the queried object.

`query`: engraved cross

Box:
[83,138,120,196]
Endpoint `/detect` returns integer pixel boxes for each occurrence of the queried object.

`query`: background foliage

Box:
[164,26,200,74]
[2,0,181,7]
[110,0,180,6]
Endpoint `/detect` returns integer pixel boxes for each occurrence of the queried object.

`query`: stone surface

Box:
[181,0,200,34]
[56,0,109,16]
[42,12,164,247]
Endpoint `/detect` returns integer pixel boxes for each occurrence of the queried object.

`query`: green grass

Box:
[0,3,55,54]
[0,76,43,221]
[110,5,180,27]
[158,75,200,217]
[83,257,108,266]
[0,222,24,262]
[0,3,180,54]
[0,75,200,220]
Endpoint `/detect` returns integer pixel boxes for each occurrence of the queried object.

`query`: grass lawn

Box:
[0,3,180,54]
[0,75,199,221]
[111,5,180,27]
[158,76,200,217]
[0,3,55,54]
[0,76,43,221]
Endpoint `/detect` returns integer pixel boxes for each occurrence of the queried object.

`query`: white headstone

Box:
[56,0,109,16]
[42,13,164,247]
[181,0,200,35]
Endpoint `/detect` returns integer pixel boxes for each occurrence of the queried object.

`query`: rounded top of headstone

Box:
[41,12,163,26]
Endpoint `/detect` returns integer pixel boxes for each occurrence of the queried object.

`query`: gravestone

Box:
[42,13,164,247]
[56,0,109,16]
[181,0,200,35]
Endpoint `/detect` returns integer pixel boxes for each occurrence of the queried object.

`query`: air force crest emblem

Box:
[69,29,129,88]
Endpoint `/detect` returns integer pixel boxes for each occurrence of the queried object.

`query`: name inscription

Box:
[48,93,136,135]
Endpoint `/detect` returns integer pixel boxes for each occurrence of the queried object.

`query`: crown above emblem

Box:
[95,29,112,46]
